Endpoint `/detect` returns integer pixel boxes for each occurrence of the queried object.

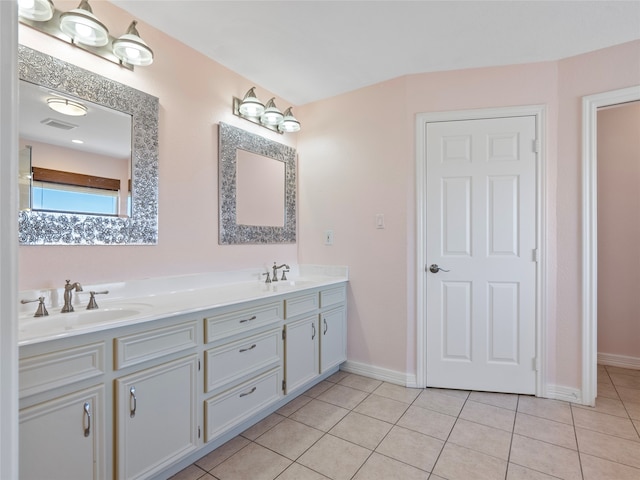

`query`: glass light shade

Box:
[260,98,284,126]
[278,107,301,133]
[47,98,87,116]
[60,0,109,47]
[113,21,154,66]
[18,0,54,21]
[238,88,265,117]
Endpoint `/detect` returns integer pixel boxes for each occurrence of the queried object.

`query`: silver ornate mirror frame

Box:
[219,122,296,244]
[18,45,159,245]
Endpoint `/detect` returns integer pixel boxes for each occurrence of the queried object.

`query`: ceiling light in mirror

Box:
[47,98,88,116]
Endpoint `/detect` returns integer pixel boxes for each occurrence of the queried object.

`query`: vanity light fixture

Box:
[18,0,54,21]
[260,98,284,126]
[47,97,88,116]
[18,0,154,70]
[238,88,265,117]
[233,88,301,134]
[59,0,109,47]
[279,107,301,133]
[112,20,154,66]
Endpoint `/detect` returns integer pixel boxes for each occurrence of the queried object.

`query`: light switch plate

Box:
[375,214,385,229]
[325,230,334,245]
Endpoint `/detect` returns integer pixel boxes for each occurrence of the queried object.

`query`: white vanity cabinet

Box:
[284,314,320,393]
[320,286,347,373]
[18,277,348,480]
[20,385,105,480]
[203,300,284,442]
[115,355,198,480]
[283,285,347,394]
[19,341,107,480]
[114,321,199,480]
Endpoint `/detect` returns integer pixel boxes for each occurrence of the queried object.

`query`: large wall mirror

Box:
[18,45,159,245]
[219,122,296,244]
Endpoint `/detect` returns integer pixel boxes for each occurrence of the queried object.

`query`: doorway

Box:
[415,106,546,395]
[581,86,640,406]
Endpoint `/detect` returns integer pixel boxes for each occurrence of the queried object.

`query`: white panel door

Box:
[426,116,537,393]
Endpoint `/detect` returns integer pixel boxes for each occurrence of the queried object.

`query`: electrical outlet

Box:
[324,230,334,245]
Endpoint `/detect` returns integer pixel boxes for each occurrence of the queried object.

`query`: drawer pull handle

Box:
[239,386,257,398]
[129,386,137,418]
[239,315,257,324]
[324,318,328,335]
[312,323,316,340]
[83,402,91,437]
[239,344,257,353]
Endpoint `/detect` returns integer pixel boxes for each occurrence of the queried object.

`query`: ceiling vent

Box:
[40,117,78,130]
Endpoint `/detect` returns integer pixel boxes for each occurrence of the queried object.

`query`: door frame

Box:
[415,105,547,396]
[581,85,640,407]
[0,1,19,477]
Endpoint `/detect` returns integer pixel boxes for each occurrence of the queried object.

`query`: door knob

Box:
[429,264,450,273]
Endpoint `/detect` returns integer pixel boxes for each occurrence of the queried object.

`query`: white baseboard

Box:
[597,352,640,370]
[341,360,418,388]
[546,384,582,404]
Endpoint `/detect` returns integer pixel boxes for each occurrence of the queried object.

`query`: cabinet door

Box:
[285,315,319,393]
[20,385,105,480]
[116,355,198,480]
[320,307,347,373]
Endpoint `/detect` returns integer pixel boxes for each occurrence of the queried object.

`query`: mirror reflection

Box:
[236,149,285,227]
[18,79,132,217]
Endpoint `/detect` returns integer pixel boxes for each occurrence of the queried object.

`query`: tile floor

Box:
[171,365,640,480]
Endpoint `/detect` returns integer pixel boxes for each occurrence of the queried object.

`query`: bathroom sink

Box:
[19,303,152,337]
[270,280,315,291]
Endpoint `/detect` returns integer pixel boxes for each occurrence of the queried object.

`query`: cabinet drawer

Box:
[205,328,281,393]
[205,367,281,442]
[114,321,198,370]
[320,286,346,308]
[20,342,105,398]
[205,301,283,344]
[285,292,319,318]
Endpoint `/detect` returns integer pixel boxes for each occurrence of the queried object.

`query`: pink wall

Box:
[597,102,640,359]
[298,41,640,387]
[18,1,299,290]
[17,1,640,390]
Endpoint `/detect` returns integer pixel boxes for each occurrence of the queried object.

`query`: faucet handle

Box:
[281,268,289,281]
[86,290,109,310]
[21,297,49,317]
[262,272,271,284]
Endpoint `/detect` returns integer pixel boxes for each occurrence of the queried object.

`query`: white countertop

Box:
[18,265,348,347]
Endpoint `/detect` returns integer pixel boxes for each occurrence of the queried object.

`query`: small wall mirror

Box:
[18,45,159,245]
[219,122,296,244]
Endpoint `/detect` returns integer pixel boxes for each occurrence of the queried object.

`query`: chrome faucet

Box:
[62,280,83,313]
[272,262,290,282]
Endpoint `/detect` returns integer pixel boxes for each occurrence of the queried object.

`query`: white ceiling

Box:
[110,1,640,105]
